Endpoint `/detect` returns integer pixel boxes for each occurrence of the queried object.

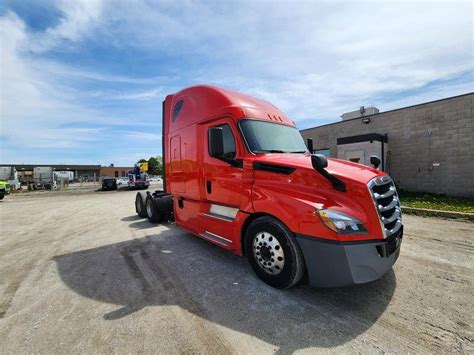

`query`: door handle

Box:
[206,181,212,194]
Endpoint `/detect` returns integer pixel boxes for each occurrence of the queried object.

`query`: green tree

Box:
[148,156,160,175]
[155,156,163,175]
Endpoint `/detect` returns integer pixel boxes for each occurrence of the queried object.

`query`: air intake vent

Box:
[368,176,402,238]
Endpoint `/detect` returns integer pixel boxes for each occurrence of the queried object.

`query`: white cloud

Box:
[93,0,472,121]
[0,10,106,152]
[29,0,103,52]
[122,131,162,141]
[32,59,175,84]
[195,1,473,121]
[0,4,150,157]
[0,0,472,164]
[105,88,166,101]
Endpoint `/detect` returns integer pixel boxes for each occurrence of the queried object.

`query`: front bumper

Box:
[130,181,149,187]
[295,227,402,288]
[102,183,117,190]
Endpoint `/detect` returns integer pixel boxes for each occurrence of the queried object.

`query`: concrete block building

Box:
[300,93,474,197]
[99,165,134,178]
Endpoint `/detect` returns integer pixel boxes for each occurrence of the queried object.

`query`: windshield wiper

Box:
[254,149,308,154]
[254,149,286,153]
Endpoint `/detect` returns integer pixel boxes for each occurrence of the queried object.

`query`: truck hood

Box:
[254,153,383,185]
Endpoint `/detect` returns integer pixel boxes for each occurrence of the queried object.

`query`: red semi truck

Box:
[135,85,403,289]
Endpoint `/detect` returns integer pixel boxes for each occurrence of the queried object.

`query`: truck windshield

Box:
[240,119,308,154]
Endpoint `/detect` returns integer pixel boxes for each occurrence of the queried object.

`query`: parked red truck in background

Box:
[135,85,403,289]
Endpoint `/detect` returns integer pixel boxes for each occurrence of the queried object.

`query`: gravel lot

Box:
[0,186,472,353]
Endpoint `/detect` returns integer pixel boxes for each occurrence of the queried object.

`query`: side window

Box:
[172,100,183,122]
[209,124,236,159]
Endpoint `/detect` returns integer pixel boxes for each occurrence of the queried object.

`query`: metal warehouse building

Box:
[0,164,138,184]
[0,164,101,183]
[300,93,474,197]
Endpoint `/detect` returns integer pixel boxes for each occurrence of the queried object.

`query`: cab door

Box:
[199,118,243,246]
[203,118,243,207]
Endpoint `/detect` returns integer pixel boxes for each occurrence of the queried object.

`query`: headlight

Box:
[317,209,368,235]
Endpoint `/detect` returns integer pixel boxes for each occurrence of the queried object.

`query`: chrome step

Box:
[199,231,232,246]
[201,212,234,222]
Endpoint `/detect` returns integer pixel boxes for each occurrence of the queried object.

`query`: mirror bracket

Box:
[306,138,314,153]
[311,154,346,192]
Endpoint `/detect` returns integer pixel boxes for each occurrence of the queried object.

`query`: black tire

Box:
[135,192,147,218]
[145,194,162,223]
[0,193,4,200]
[244,216,305,289]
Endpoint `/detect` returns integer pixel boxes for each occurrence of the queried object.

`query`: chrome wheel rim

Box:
[252,232,285,275]
[146,199,153,217]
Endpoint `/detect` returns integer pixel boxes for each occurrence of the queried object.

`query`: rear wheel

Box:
[135,192,147,218]
[145,194,162,223]
[245,216,305,289]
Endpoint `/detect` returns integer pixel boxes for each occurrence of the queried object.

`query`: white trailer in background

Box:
[336,133,388,171]
[34,167,55,190]
[54,171,75,182]
[0,166,21,190]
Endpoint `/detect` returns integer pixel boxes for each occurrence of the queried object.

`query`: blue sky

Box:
[0,0,472,166]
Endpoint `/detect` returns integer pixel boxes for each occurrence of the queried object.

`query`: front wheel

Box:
[245,216,305,289]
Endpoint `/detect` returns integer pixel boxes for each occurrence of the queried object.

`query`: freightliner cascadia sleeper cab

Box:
[135,85,403,289]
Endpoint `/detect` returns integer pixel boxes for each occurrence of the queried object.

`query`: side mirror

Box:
[310,153,346,192]
[306,138,313,153]
[370,155,381,169]
[209,127,224,158]
[311,154,328,169]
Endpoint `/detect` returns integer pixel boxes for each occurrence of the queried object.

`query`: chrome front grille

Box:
[368,176,402,238]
